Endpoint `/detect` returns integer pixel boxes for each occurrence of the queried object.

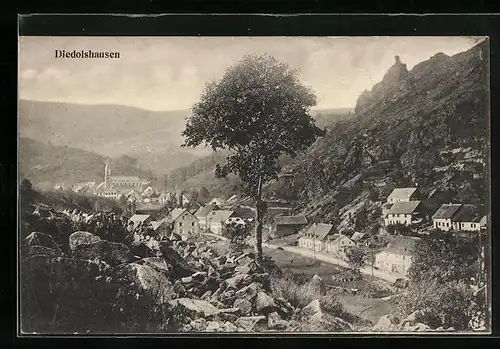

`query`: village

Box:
[64,160,488,285]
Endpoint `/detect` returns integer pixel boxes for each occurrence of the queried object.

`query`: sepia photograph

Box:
[18,35,490,335]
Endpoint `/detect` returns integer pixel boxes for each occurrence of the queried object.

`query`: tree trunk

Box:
[254,175,264,260]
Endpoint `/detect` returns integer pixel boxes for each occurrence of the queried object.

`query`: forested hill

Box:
[19,137,155,190]
[283,39,489,228]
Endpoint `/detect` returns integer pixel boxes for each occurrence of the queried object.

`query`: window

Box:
[192,222,195,226]
[179,222,182,227]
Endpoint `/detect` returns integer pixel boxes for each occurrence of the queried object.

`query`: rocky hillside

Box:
[19,137,155,189]
[280,40,489,231]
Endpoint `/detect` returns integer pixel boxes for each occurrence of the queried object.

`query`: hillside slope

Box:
[284,40,489,230]
[19,100,210,175]
[19,137,155,189]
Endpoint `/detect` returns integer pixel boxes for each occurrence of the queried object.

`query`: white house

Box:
[166,208,199,238]
[384,201,422,226]
[298,223,337,252]
[383,187,419,218]
[374,236,419,277]
[324,234,356,260]
[194,203,220,230]
[386,187,418,204]
[432,203,482,232]
[206,210,235,235]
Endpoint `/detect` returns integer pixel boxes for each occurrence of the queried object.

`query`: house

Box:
[166,208,199,238]
[384,201,423,226]
[298,223,337,252]
[158,192,172,207]
[374,236,419,277]
[194,204,220,231]
[432,203,482,232]
[231,206,256,222]
[350,232,367,244]
[324,234,356,260]
[386,188,419,204]
[382,187,419,218]
[142,186,155,198]
[206,210,235,235]
[271,215,308,238]
[129,214,151,229]
[209,197,226,207]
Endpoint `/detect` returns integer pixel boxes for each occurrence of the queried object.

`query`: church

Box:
[94,160,149,199]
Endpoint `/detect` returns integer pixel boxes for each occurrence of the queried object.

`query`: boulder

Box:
[25,245,63,258]
[304,313,354,332]
[169,298,221,318]
[251,273,271,290]
[69,231,101,252]
[234,316,266,331]
[24,232,61,251]
[129,241,156,260]
[159,244,198,277]
[220,321,238,332]
[224,273,252,290]
[235,283,261,302]
[397,308,439,330]
[113,263,175,304]
[306,274,327,296]
[372,314,400,331]
[137,257,171,274]
[73,240,130,266]
[300,299,323,319]
[254,291,277,314]
[205,321,221,332]
[233,298,252,316]
[190,318,208,331]
[267,312,289,330]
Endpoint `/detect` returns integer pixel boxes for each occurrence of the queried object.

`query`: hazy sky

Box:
[19,36,485,110]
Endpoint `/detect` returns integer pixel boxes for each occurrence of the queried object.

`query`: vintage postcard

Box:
[18,35,491,335]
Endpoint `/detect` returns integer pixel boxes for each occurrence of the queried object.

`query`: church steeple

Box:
[104,159,111,189]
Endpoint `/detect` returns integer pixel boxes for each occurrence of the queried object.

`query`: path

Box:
[199,232,401,283]
[263,243,401,283]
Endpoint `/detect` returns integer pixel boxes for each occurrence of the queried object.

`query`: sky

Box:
[19,36,485,111]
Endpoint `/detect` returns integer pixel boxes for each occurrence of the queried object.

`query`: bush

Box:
[395,279,475,331]
[270,274,344,317]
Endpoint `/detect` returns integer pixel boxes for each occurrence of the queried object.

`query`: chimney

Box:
[395,56,401,64]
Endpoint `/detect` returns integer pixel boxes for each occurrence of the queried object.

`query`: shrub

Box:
[270,274,344,317]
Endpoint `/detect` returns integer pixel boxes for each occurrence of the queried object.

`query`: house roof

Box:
[207,210,235,223]
[351,232,366,242]
[150,219,167,230]
[111,176,141,181]
[480,215,488,226]
[129,214,150,225]
[386,201,421,215]
[453,204,481,223]
[304,223,336,241]
[380,236,419,256]
[274,215,308,226]
[232,206,256,220]
[195,204,219,218]
[432,204,462,219]
[387,187,417,201]
[136,203,162,211]
[327,234,354,246]
[168,208,189,222]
